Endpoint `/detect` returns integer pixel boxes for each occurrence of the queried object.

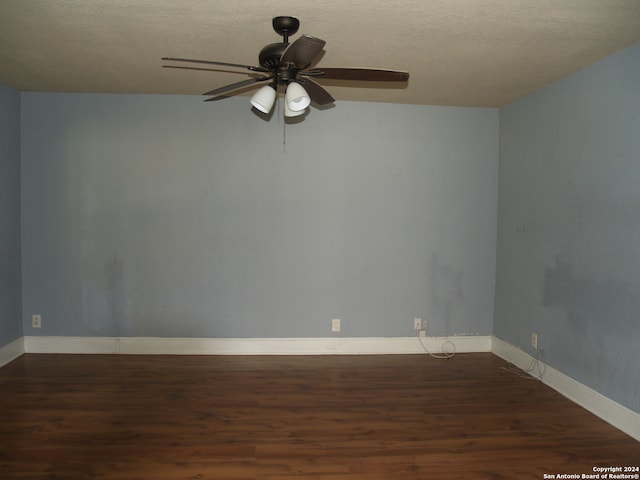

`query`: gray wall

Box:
[0,83,22,347]
[20,94,498,338]
[495,44,640,412]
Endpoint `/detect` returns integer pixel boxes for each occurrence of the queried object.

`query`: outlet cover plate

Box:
[332,318,341,332]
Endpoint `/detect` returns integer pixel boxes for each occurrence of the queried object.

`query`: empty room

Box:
[1,1,639,478]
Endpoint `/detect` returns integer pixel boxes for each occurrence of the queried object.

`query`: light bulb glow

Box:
[285,101,306,117]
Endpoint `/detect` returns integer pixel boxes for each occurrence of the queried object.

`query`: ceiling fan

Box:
[162,16,409,118]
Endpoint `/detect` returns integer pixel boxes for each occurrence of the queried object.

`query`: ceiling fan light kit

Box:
[162,16,409,120]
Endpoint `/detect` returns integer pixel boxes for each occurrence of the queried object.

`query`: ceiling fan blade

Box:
[280,35,326,69]
[203,76,272,97]
[307,67,409,82]
[162,57,269,73]
[299,78,334,105]
[163,65,247,74]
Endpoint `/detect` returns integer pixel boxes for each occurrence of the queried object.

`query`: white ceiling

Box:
[1,0,639,107]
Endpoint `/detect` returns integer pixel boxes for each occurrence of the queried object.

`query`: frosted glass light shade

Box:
[250,85,276,113]
[285,82,310,112]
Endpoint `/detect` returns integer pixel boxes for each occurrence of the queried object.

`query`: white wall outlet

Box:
[422,318,428,331]
[414,318,422,330]
[332,318,341,332]
[531,332,538,349]
[32,314,42,328]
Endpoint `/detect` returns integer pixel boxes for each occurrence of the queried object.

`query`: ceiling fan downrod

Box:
[272,16,299,43]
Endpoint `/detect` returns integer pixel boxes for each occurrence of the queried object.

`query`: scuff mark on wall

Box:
[541,254,640,407]
[542,255,635,328]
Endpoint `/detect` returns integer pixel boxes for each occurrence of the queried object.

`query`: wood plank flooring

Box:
[0,353,638,479]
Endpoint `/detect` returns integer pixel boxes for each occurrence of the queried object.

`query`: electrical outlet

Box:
[531,332,538,349]
[422,318,428,332]
[414,318,422,330]
[32,314,42,329]
[332,318,341,332]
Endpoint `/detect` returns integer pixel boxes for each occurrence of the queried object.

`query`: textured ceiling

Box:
[1,0,639,107]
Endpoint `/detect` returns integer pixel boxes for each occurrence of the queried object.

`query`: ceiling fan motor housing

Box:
[258,43,288,69]
[259,44,299,83]
[259,17,302,75]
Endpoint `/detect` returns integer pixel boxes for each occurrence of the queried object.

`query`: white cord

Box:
[501,349,546,381]
[416,331,456,359]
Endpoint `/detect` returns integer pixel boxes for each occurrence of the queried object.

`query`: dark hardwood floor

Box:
[0,353,638,479]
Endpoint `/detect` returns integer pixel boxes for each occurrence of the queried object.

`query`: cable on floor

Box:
[501,348,546,381]
[416,331,456,359]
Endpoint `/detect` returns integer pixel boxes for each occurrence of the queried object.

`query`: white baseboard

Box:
[0,337,25,367]
[491,336,640,442]
[23,335,492,355]
[7,334,639,441]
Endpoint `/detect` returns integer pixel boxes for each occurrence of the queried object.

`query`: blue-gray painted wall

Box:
[0,83,22,348]
[495,43,640,413]
[20,95,498,338]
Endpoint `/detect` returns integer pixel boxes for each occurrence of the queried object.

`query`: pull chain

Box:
[281,97,287,151]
